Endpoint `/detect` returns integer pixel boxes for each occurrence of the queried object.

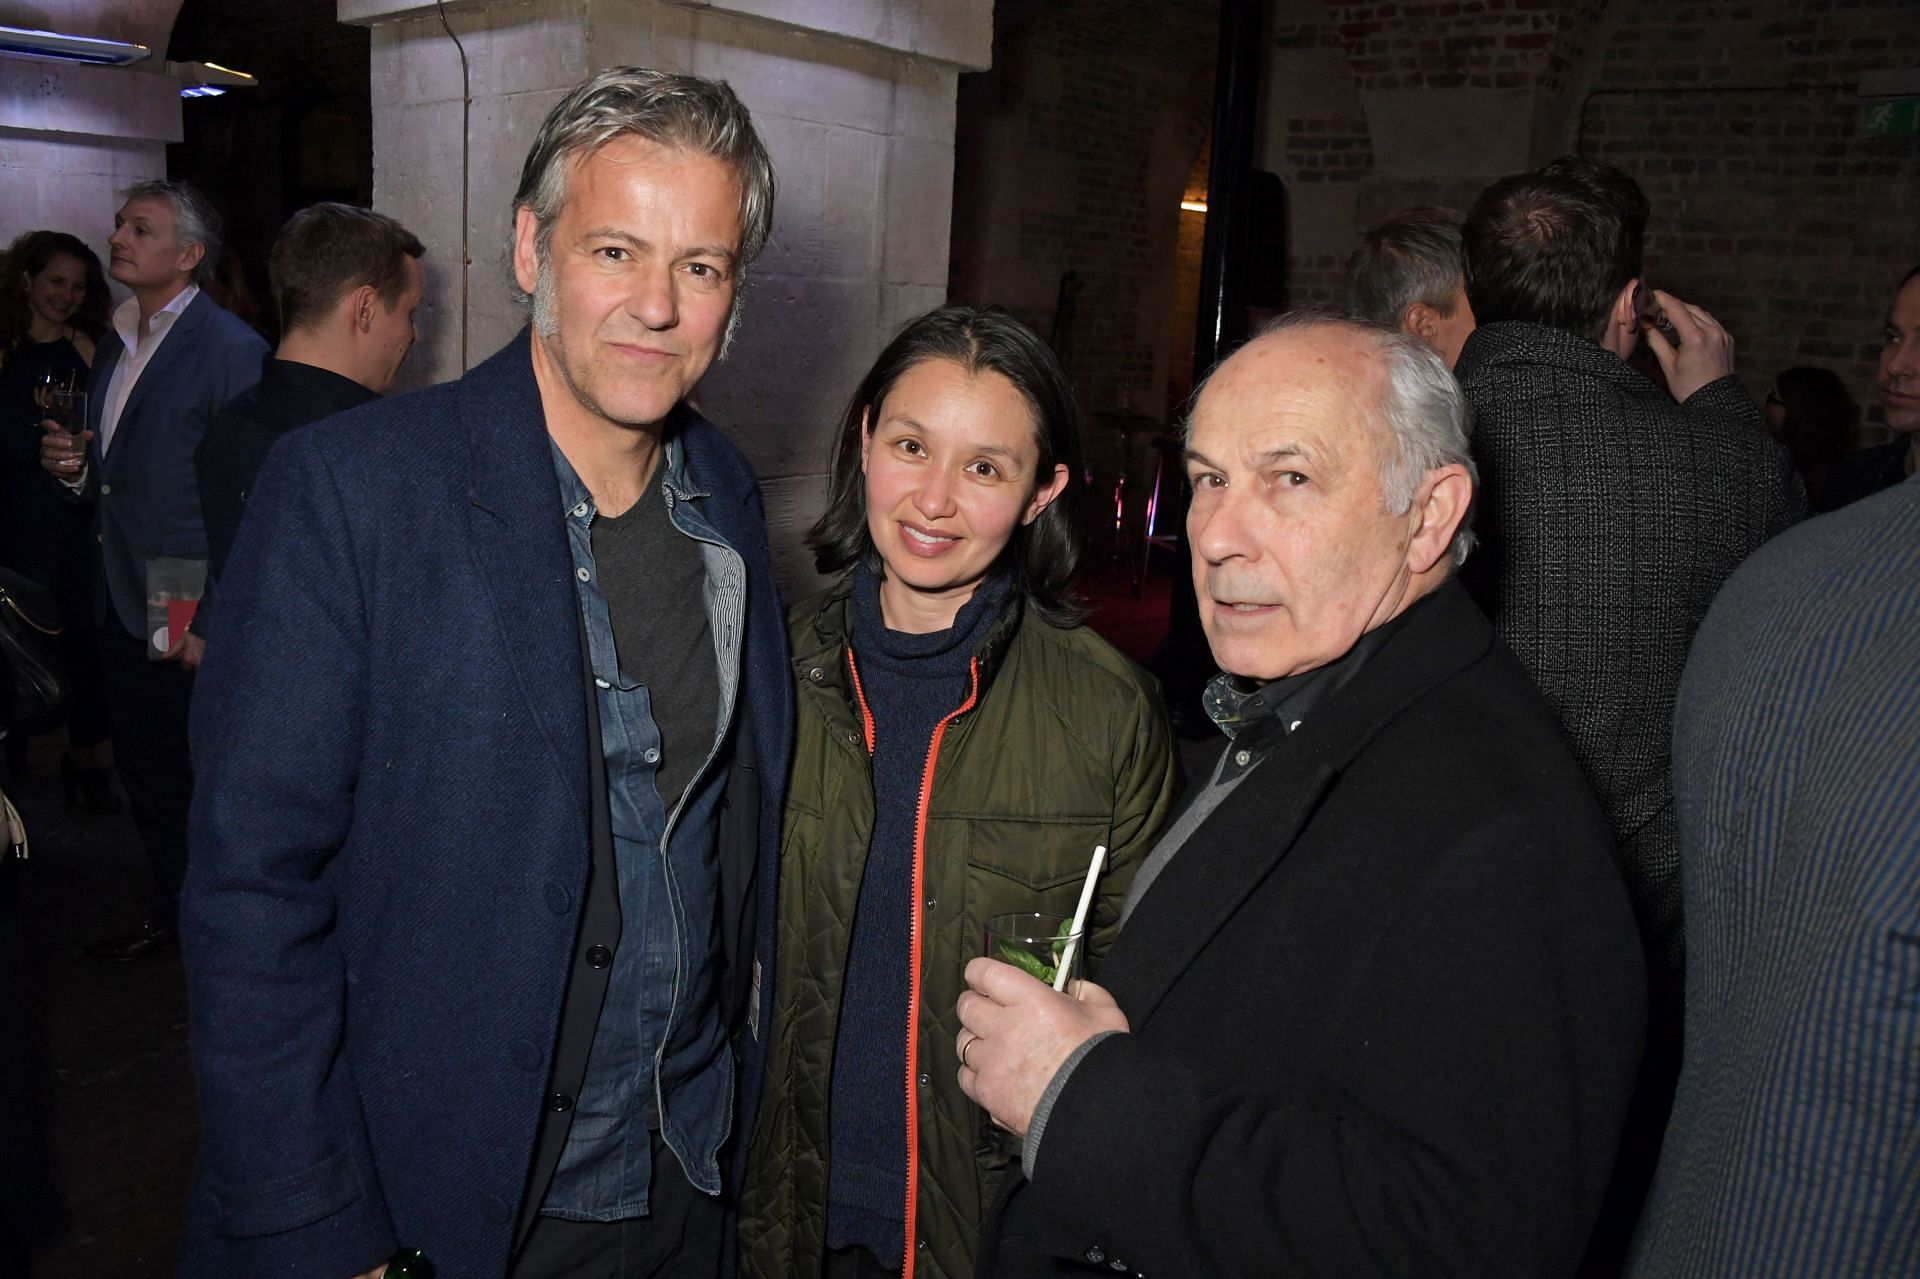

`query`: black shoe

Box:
[83,923,178,961]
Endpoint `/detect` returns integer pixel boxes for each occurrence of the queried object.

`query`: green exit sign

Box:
[1862,97,1920,137]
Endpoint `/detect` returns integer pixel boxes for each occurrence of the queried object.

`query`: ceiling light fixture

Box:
[168,60,258,98]
[0,24,152,65]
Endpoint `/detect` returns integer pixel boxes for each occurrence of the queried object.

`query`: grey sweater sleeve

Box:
[1021,1030,1123,1177]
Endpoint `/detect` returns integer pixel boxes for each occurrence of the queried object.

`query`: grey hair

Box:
[120,179,222,286]
[513,67,775,287]
[1188,309,1479,568]
[1344,206,1466,328]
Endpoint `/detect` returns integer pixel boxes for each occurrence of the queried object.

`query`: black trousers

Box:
[511,1133,726,1279]
[96,622,193,929]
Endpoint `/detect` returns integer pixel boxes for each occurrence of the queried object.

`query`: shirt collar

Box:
[550,424,699,518]
[1203,599,1412,747]
[112,282,199,352]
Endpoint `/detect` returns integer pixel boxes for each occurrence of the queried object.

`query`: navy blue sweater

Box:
[825,564,1009,1263]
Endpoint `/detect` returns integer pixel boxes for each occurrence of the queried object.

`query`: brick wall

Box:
[1583,0,1920,439]
[950,0,1217,423]
[1322,0,1608,92]
[1263,0,1918,444]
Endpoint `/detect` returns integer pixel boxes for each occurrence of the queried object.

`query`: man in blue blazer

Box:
[179,69,792,1279]
[40,179,267,961]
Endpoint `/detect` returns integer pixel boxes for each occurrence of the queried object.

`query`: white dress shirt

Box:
[62,283,198,491]
[98,282,200,456]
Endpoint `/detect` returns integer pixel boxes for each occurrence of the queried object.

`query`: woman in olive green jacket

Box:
[739,306,1179,1279]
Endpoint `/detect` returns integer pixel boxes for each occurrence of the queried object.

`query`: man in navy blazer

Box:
[180,70,792,1278]
[40,179,266,961]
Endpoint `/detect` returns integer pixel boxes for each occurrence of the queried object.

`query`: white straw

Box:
[1052,844,1107,992]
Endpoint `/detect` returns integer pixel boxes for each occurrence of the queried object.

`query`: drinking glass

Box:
[47,387,87,437]
[982,912,1084,990]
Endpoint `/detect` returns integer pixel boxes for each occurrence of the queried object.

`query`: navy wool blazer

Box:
[85,291,268,635]
[179,329,793,1276]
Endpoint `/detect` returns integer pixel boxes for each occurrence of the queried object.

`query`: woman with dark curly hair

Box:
[740,305,1179,1279]
[0,230,116,806]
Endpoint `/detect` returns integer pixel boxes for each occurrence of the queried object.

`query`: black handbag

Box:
[0,566,67,728]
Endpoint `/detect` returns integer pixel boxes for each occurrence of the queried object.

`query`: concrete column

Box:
[0,0,186,256]
[342,0,991,590]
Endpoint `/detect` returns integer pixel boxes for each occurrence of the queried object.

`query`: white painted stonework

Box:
[345,0,992,592]
[0,0,184,269]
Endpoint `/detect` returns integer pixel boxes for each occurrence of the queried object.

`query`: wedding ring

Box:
[960,1033,978,1070]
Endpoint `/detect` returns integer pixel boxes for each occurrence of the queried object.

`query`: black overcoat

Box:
[979,582,1646,1279]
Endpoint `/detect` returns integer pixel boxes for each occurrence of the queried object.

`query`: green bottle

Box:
[384,1249,435,1279]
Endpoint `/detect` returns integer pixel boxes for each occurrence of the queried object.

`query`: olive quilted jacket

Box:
[738,576,1180,1279]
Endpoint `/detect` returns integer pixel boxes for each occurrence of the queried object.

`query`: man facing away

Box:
[1821,264,1920,510]
[38,179,268,962]
[195,201,425,633]
[1344,205,1477,369]
[1628,467,1920,1277]
[958,313,1646,1279]
[1455,156,1804,1025]
[179,69,793,1279]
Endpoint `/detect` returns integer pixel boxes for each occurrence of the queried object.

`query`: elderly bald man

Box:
[958,312,1647,1279]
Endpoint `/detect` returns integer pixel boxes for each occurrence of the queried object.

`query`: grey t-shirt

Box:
[591,483,715,811]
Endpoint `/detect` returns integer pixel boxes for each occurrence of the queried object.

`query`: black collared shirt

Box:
[1203,605,1409,784]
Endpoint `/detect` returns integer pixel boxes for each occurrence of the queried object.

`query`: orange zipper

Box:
[844,647,981,1276]
[900,657,980,1277]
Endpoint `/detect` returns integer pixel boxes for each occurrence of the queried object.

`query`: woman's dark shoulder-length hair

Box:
[0,230,112,350]
[807,303,1088,626]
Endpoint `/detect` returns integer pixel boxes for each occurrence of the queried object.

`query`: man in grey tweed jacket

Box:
[1455,156,1804,1270]
[1456,158,1804,1018]
[1629,474,1920,1277]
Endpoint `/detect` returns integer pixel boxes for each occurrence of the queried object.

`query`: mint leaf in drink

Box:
[997,942,1055,984]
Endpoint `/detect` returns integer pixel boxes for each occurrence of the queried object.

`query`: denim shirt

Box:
[542,435,745,1220]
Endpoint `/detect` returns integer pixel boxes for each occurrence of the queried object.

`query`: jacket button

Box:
[924,898,936,911]
[548,1092,573,1112]
[808,666,824,681]
[99,483,111,495]
[918,1072,930,1088]
[1108,1262,1128,1273]
[1084,1247,1106,1264]
[586,944,613,969]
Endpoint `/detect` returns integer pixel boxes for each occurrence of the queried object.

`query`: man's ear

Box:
[1405,463,1473,576]
[178,240,207,279]
[1402,302,1440,344]
[512,207,541,297]
[350,284,381,333]
[1602,277,1642,353]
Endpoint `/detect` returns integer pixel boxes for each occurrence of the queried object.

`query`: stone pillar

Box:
[341,0,992,590]
[0,1,185,254]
